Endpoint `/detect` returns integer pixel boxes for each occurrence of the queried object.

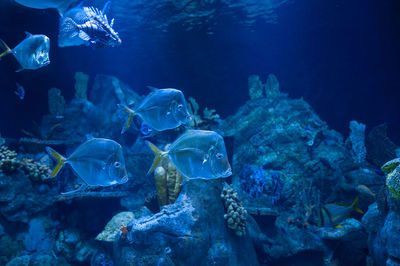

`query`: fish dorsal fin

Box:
[110,18,115,27]
[147,86,159,92]
[24,32,32,38]
[102,1,112,14]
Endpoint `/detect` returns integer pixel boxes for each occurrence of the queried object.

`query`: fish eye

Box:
[114,161,121,168]
[177,104,183,110]
[216,153,224,159]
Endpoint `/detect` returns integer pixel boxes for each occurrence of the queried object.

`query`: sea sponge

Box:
[74,72,89,99]
[382,158,400,200]
[248,75,264,100]
[221,183,247,236]
[48,88,66,117]
[264,73,280,98]
[347,120,367,164]
[153,153,183,207]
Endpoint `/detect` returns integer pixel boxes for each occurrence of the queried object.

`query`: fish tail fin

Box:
[0,39,11,60]
[351,197,364,214]
[118,104,136,134]
[46,147,67,178]
[146,141,165,175]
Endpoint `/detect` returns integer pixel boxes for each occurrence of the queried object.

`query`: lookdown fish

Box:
[13,0,79,15]
[14,83,25,100]
[58,2,121,48]
[46,138,128,194]
[318,197,363,228]
[147,130,232,181]
[119,87,192,134]
[0,32,50,72]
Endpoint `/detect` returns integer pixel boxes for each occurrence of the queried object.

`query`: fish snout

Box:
[223,168,232,177]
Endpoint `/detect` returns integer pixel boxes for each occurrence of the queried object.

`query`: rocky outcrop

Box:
[114,179,259,266]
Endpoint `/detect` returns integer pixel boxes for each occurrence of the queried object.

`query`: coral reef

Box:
[0,146,51,182]
[153,150,183,207]
[382,158,400,200]
[346,120,367,164]
[264,73,280,98]
[221,183,247,236]
[74,72,89,99]
[187,97,221,129]
[96,212,135,242]
[114,180,259,265]
[48,87,66,117]
[248,75,264,99]
[366,123,397,167]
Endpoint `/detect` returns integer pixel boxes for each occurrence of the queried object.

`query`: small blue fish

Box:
[318,197,363,227]
[14,83,25,100]
[0,32,50,72]
[46,138,128,194]
[58,3,121,48]
[14,0,79,15]
[119,88,192,134]
[147,130,232,181]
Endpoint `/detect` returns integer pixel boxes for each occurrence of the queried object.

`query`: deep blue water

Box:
[0,0,399,141]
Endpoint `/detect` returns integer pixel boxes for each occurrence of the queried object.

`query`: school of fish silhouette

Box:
[2,0,232,195]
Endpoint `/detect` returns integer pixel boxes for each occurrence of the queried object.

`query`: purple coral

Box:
[240,165,283,205]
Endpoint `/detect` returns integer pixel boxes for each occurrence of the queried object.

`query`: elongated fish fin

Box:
[118,104,136,134]
[15,67,24,73]
[62,17,79,38]
[46,147,67,178]
[24,32,32,38]
[102,1,112,14]
[78,31,91,41]
[351,197,363,214]
[146,141,165,175]
[0,39,11,60]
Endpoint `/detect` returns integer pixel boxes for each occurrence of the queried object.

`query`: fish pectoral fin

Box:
[15,67,24,73]
[61,183,87,195]
[78,31,91,41]
[334,224,344,229]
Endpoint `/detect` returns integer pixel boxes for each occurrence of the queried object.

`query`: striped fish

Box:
[318,197,363,227]
[59,3,121,48]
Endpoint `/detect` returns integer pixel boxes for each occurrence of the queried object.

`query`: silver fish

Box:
[58,3,121,48]
[147,130,232,180]
[119,88,192,133]
[46,138,128,193]
[0,32,50,72]
[14,0,79,15]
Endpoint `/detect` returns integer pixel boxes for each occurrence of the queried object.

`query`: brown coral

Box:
[0,146,51,182]
[221,183,247,236]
